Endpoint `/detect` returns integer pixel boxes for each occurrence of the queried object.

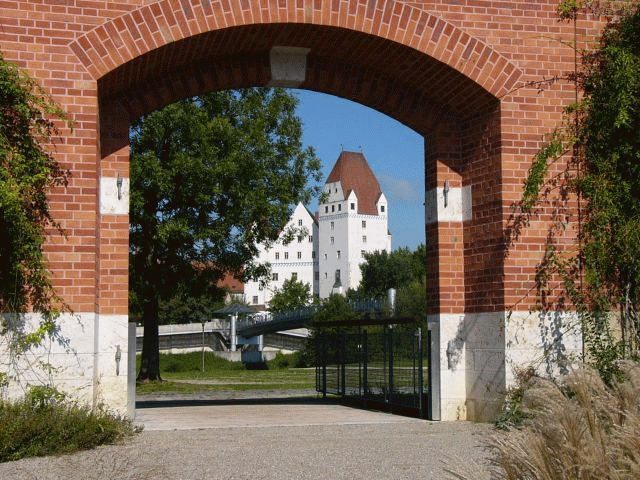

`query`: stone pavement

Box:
[0,392,496,479]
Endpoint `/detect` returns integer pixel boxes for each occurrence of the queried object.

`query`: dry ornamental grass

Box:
[491,361,640,480]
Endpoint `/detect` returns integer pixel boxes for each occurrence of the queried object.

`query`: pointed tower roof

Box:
[326,151,382,216]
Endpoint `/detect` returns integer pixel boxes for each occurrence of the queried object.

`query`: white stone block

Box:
[425,185,472,225]
[268,46,310,87]
[100,176,129,215]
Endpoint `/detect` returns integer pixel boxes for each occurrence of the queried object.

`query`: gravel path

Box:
[0,391,497,480]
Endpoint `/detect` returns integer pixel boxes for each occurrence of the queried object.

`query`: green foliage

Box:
[0,52,72,397]
[495,366,536,430]
[136,351,245,375]
[395,279,426,319]
[267,350,312,369]
[0,53,70,317]
[268,278,313,313]
[510,2,640,380]
[576,6,640,356]
[130,88,322,380]
[25,384,66,408]
[0,398,134,462]
[357,245,426,298]
[312,294,362,325]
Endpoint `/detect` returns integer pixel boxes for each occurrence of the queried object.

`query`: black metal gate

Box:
[315,325,431,419]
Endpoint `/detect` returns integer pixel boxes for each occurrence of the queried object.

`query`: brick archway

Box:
[1,0,592,420]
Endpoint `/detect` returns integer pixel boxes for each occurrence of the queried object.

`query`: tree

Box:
[357,245,426,298]
[130,88,322,381]
[268,278,312,313]
[510,1,640,380]
[0,53,71,386]
[312,294,361,325]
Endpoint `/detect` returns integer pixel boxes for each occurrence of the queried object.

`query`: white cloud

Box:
[379,173,421,204]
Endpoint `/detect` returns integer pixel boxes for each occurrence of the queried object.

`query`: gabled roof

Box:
[325,151,382,216]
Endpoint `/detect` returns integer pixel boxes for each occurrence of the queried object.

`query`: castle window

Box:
[335,269,341,282]
[297,251,302,259]
[298,236,302,243]
[325,206,328,213]
[272,273,278,281]
[337,250,341,259]
[309,235,313,242]
[338,204,341,211]
[332,205,335,212]
[284,252,289,259]
[362,220,366,228]
[291,272,297,280]
[381,205,385,213]
[362,236,367,243]
[361,250,365,258]
[298,219,302,226]
[330,236,334,245]
[351,203,355,210]
[275,252,279,260]
[252,296,258,304]
[324,253,327,260]
[330,221,334,230]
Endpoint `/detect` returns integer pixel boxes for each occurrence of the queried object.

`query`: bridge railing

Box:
[236,298,385,333]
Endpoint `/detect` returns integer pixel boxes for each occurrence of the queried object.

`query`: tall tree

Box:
[130,88,322,381]
[0,53,71,386]
[268,278,312,313]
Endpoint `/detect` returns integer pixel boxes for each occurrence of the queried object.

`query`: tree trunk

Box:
[137,292,162,381]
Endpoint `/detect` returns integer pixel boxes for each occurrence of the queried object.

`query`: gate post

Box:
[427,326,440,420]
[362,330,368,409]
[417,328,424,420]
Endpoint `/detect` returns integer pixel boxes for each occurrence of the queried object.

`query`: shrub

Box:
[491,361,640,479]
[0,397,134,462]
[266,350,312,369]
[271,351,290,369]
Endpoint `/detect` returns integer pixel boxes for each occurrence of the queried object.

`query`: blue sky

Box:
[293,89,425,251]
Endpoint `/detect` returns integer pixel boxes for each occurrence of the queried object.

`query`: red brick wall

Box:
[0,0,604,316]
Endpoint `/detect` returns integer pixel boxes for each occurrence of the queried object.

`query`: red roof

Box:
[217,272,244,293]
[326,151,382,216]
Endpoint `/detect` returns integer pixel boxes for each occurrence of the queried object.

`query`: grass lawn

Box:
[136,351,316,395]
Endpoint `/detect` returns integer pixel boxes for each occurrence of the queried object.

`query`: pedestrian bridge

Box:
[235,299,384,339]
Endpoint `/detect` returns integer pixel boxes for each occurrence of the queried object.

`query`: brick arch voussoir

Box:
[69,0,522,101]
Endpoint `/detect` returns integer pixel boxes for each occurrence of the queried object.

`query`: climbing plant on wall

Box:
[0,52,71,389]
[508,1,640,381]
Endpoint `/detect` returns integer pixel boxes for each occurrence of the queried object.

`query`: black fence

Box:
[315,324,431,419]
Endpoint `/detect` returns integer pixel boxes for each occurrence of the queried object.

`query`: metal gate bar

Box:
[315,324,431,419]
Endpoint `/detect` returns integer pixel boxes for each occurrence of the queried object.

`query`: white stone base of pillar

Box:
[0,312,130,415]
[429,311,582,422]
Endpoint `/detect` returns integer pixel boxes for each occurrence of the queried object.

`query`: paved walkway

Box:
[0,393,496,480]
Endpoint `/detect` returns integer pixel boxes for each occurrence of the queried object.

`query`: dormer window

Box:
[380,205,385,213]
[350,203,355,210]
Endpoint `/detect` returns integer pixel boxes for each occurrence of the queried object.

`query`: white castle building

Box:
[244,151,391,307]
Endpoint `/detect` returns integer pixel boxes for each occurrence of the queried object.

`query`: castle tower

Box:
[318,151,391,298]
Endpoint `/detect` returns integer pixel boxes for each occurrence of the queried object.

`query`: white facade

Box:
[317,186,391,297]
[244,202,319,307]
[244,151,391,305]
